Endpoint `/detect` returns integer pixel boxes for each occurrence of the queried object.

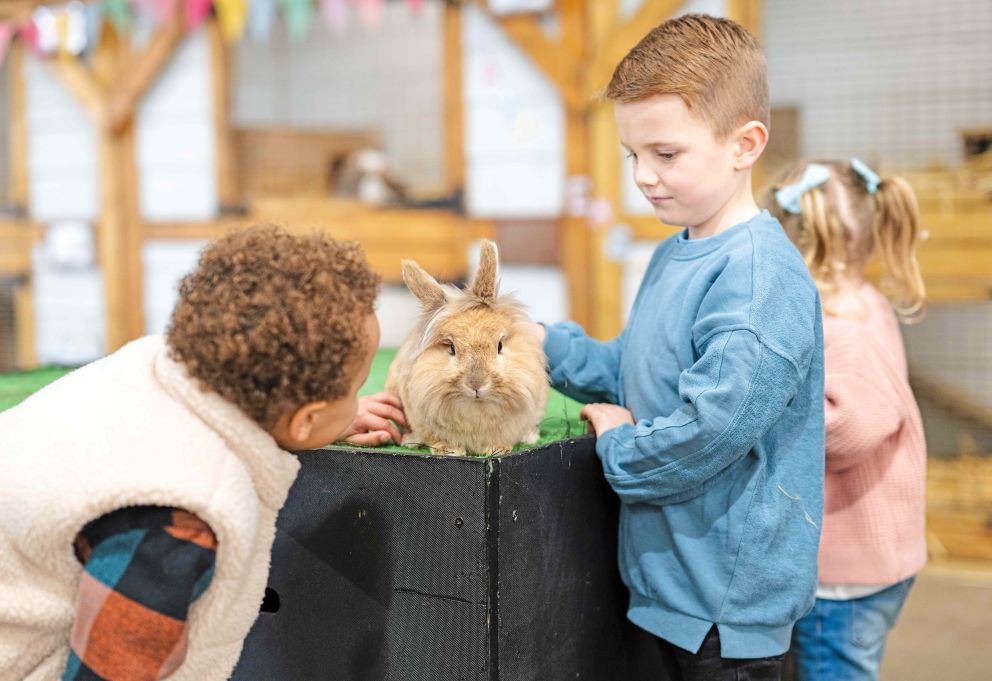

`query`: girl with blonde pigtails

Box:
[766,159,928,681]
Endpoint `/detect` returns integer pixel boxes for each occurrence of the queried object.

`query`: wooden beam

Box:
[207,16,238,205]
[107,5,185,132]
[586,0,683,98]
[14,282,37,369]
[442,2,466,193]
[558,0,590,327]
[49,54,107,127]
[727,0,763,38]
[8,42,28,207]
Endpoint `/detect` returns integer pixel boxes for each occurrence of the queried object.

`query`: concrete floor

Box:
[881,560,992,680]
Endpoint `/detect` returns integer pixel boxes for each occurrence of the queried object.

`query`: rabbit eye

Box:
[497,340,503,354]
[445,341,456,356]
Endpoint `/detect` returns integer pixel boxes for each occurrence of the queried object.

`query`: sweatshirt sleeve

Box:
[543,320,625,405]
[822,331,905,472]
[595,327,804,505]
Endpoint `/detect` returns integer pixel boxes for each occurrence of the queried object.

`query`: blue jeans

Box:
[792,577,915,681]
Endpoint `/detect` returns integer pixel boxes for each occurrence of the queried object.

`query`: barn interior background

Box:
[0,0,989,677]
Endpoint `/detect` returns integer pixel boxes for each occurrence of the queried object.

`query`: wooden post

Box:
[208,17,238,206]
[443,2,466,195]
[8,43,28,208]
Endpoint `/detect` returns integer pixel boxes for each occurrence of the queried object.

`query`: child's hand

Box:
[580,403,635,437]
[341,392,407,446]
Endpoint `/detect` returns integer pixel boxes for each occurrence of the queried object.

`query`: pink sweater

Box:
[818,284,928,585]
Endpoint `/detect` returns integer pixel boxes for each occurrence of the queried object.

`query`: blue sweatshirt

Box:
[544,210,824,658]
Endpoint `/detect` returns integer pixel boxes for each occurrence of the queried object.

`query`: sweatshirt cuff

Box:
[594,422,635,467]
[542,321,578,372]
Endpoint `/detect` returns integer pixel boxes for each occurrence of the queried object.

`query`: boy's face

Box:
[615,94,741,231]
[271,313,380,450]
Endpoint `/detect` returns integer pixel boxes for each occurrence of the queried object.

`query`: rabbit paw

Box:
[522,429,540,445]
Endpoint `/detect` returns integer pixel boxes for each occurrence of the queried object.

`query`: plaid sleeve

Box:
[64,506,218,681]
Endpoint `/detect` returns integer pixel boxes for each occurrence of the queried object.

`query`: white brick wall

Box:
[764,0,992,168]
[232,1,445,194]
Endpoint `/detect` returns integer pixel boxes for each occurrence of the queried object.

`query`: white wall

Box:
[137,28,218,221]
[462,5,564,218]
[764,0,992,168]
[232,1,445,194]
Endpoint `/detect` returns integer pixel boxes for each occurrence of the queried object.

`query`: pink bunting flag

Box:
[320,0,349,34]
[357,0,383,32]
[406,0,425,15]
[135,0,178,25]
[186,0,213,29]
[0,23,14,70]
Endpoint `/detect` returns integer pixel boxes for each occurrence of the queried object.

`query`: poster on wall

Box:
[488,0,554,15]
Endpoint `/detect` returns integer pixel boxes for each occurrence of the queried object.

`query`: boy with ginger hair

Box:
[533,15,824,680]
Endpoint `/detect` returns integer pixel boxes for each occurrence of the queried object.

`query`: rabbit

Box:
[385,241,548,456]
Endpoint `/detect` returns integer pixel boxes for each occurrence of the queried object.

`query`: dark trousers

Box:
[654,626,785,681]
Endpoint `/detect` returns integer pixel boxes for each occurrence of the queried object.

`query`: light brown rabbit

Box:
[385,241,548,456]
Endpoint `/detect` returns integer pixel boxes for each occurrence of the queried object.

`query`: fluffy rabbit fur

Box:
[386,241,547,456]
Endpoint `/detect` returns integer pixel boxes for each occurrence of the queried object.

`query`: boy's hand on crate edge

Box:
[580,403,635,437]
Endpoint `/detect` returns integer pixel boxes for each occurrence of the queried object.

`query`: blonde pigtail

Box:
[873,176,927,323]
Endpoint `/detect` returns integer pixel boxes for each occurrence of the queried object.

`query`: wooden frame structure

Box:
[1,0,990,368]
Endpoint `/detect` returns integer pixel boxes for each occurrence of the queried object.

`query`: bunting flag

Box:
[215,0,248,41]
[32,7,59,54]
[319,0,349,35]
[56,2,88,55]
[0,23,15,70]
[185,0,213,30]
[280,0,313,43]
[357,0,383,31]
[84,1,105,50]
[407,0,426,14]
[134,0,177,25]
[248,0,278,42]
[103,0,132,33]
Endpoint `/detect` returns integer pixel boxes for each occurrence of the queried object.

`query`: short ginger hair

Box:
[605,14,769,139]
[167,225,380,426]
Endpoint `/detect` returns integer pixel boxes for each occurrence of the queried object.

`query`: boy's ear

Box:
[287,401,329,443]
[402,260,447,311]
[733,121,769,171]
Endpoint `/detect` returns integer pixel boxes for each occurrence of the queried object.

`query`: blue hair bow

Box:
[775,163,830,214]
[850,157,880,194]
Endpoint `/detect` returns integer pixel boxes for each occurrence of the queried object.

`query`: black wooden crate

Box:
[232,435,661,681]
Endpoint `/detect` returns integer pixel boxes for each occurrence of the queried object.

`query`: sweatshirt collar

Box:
[671,210,769,260]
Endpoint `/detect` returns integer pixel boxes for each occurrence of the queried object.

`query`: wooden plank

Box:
[8,43,28,207]
[585,0,683,98]
[0,221,41,276]
[443,2,466,193]
[207,16,238,205]
[587,101,622,340]
[14,282,37,369]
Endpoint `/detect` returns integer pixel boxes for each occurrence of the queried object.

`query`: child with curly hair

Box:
[0,225,404,681]
[767,160,928,681]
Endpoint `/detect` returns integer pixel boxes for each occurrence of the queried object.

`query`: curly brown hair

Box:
[166,225,380,426]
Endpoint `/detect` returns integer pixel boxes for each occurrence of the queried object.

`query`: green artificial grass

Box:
[0,366,74,412]
[0,351,588,455]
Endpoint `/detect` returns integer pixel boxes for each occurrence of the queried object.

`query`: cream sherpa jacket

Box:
[0,336,301,681]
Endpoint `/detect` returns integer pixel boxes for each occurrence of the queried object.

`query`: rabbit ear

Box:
[470,240,499,302]
[403,259,448,311]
